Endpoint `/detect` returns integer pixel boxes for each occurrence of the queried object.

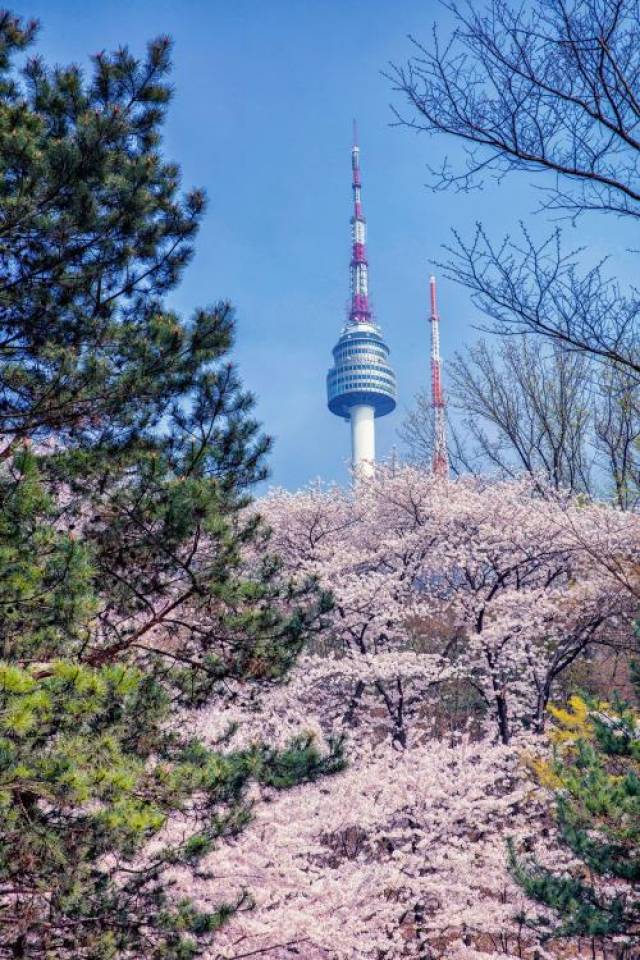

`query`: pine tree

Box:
[510,675,640,955]
[0,13,341,958]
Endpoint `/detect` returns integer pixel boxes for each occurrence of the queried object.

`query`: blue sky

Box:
[17,0,638,489]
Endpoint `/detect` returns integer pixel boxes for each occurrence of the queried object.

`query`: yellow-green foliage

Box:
[547,694,594,742]
[0,660,162,829]
[513,679,640,944]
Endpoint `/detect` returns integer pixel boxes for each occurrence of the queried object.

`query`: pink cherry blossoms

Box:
[174,468,640,959]
[258,468,639,746]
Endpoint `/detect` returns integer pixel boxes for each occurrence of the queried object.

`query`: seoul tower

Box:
[327,126,396,477]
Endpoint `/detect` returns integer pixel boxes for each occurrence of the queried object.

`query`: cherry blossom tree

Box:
[172,721,562,959]
[158,467,640,959]
[258,469,639,746]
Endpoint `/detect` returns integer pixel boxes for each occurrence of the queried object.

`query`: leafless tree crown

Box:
[391,0,640,219]
[391,1,640,384]
[400,334,640,507]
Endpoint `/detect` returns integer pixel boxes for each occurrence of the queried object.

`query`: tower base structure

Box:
[350,404,375,477]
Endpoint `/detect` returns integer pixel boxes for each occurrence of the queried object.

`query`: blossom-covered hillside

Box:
[173,469,640,958]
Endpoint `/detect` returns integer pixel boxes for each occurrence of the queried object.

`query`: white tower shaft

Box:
[350,404,375,477]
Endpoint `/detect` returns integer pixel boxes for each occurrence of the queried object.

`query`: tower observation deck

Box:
[327,128,396,477]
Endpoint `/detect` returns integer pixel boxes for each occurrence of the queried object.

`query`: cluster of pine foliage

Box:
[512,670,640,951]
[0,12,340,959]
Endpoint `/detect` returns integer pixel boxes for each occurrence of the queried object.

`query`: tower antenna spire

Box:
[429,275,449,479]
[349,120,370,324]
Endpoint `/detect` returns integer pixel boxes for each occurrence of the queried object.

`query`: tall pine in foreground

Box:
[510,673,640,957]
[0,13,340,959]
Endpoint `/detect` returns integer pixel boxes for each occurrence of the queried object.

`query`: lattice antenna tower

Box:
[429,275,448,478]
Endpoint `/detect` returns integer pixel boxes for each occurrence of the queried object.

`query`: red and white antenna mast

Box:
[349,119,372,325]
[429,275,448,478]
